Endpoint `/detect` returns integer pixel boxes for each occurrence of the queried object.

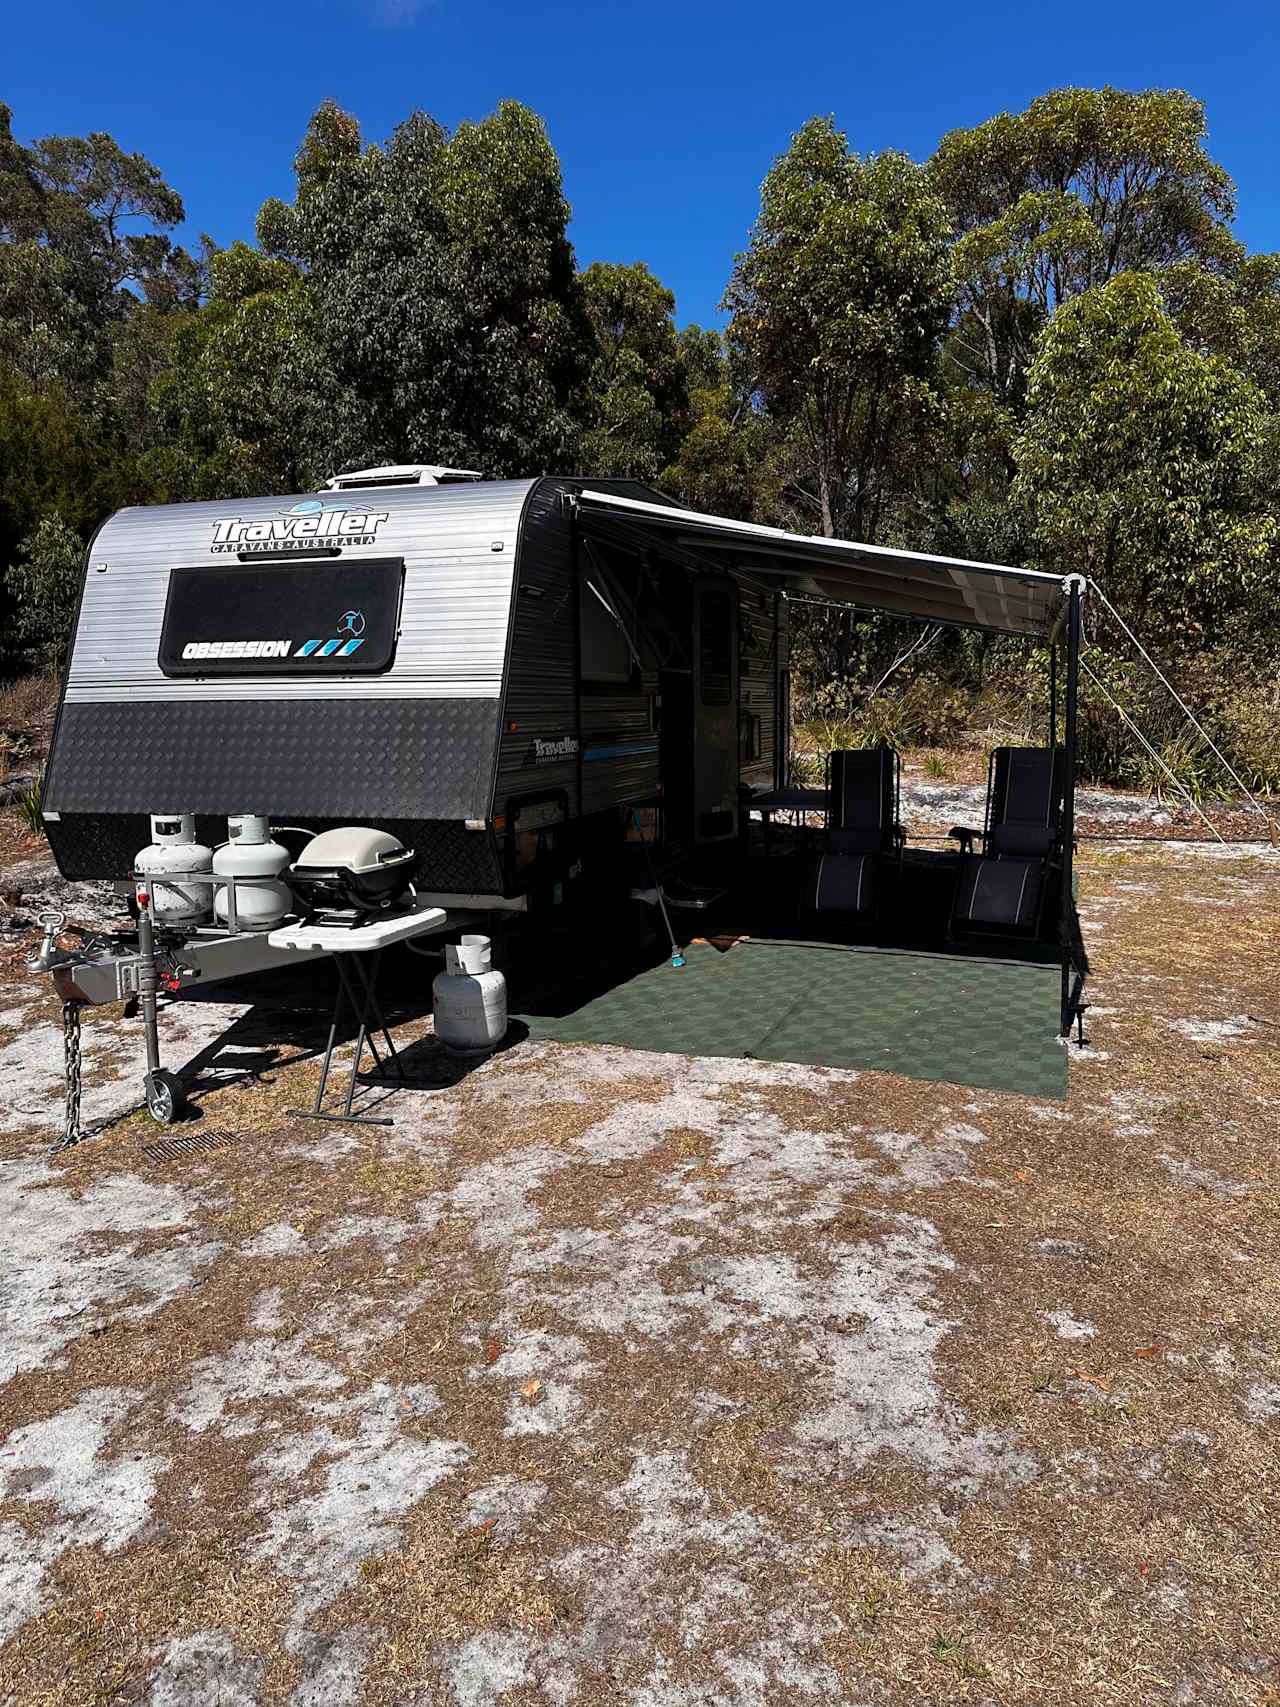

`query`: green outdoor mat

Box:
[518,939,1067,1100]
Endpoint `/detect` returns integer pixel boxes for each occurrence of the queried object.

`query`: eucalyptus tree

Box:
[725,117,953,542]
[257,99,595,475]
[932,87,1240,404]
[1012,271,1275,635]
[579,260,688,481]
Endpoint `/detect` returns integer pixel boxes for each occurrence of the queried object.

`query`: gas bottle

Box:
[213,815,292,929]
[432,935,508,1056]
[135,814,213,927]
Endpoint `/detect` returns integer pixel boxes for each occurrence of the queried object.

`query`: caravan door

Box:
[690,578,739,844]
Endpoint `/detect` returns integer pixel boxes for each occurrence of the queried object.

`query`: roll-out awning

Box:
[574,487,1070,640]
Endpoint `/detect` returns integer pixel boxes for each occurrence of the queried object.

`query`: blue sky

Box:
[9,0,1280,327]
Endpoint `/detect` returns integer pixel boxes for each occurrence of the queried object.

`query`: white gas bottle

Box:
[135,814,213,927]
[433,935,508,1057]
[213,815,292,929]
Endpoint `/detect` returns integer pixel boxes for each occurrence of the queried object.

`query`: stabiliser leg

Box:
[135,890,186,1125]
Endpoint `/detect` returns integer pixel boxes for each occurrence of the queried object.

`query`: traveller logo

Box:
[210,498,390,555]
[530,735,579,765]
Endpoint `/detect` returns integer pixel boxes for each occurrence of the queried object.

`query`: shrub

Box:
[14,773,44,834]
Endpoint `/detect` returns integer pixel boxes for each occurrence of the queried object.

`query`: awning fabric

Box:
[574,488,1068,640]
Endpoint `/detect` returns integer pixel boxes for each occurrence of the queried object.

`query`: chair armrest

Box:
[948,826,979,853]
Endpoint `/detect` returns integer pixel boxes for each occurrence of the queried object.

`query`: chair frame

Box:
[948,746,1067,941]
[810,744,906,919]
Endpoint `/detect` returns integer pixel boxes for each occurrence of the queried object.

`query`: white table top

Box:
[268,897,450,954]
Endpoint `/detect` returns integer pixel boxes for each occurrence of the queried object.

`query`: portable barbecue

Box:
[287,826,417,918]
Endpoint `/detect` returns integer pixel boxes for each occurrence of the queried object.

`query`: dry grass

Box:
[0,670,59,777]
[3,1530,298,1705]
[0,842,1277,1704]
[346,1517,559,1671]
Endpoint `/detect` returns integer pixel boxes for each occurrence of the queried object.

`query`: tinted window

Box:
[159,558,402,677]
[580,569,635,684]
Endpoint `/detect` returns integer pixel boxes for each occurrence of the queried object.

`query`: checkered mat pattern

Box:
[519,940,1068,1100]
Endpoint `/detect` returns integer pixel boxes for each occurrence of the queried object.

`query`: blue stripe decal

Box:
[338,638,364,657]
[318,639,341,657]
[297,639,321,657]
[583,742,660,761]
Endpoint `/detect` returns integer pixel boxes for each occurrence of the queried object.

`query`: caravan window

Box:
[579,560,640,685]
[159,558,403,678]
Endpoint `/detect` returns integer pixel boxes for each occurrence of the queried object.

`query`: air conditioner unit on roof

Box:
[324,463,484,490]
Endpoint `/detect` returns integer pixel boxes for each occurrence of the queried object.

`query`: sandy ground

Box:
[0,837,1278,1706]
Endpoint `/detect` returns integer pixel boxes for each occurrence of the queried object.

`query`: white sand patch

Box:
[1034,1238,1092,1261]
[523,1450,843,1702]
[1244,1382,1280,1423]
[1158,1153,1249,1198]
[443,1631,536,1707]
[1169,1427,1211,1452]
[313,1212,419,1251]
[146,1633,262,1705]
[168,1334,349,1437]
[243,1221,307,1258]
[464,1475,548,1539]
[1,1157,221,1377]
[486,1329,598,1440]
[845,1508,968,1582]
[0,1387,163,1641]
[1044,1310,1096,1341]
[1166,1014,1258,1046]
[449,1146,570,1246]
[286,1630,370,1707]
[249,1383,469,1620]
[249,1285,286,1333]
[868,1121,990,1190]
[1158,840,1280,862]
[1105,1087,1170,1137]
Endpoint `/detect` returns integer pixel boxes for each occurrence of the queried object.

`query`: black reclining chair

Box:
[811,745,904,918]
[950,746,1066,937]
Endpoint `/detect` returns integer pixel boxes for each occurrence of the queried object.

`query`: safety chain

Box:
[54,998,87,1154]
[50,997,148,1156]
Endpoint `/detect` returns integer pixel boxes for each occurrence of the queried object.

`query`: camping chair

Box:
[949,746,1066,937]
[811,745,904,918]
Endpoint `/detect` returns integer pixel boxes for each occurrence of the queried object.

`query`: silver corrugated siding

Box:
[64,479,536,703]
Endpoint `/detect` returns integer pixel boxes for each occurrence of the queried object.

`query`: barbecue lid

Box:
[293,826,413,876]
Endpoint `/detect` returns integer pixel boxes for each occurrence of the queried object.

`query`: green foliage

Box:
[579,261,688,480]
[933,86,1239,400]
[725,117,953,540]
[4,513,85,669]
[269,99,595,475]
[14,772,44,834]
[145,243,343,497]
[1012,271,1275,632]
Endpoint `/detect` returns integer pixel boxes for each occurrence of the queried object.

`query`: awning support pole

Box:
[1060,581,1082,1034]
[1049,644,1058,747]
